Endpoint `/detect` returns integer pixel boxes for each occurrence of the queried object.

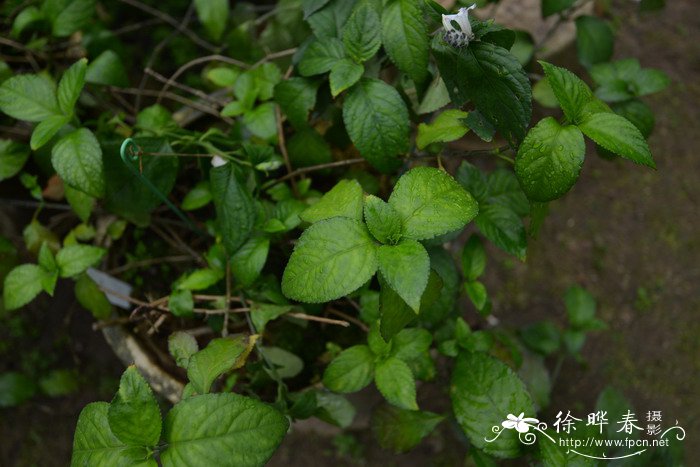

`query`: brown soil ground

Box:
[0,0,698,465]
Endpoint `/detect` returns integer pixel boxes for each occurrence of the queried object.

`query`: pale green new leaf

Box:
[0,140,30,181]
[578,112,655,168]
[363,195,404,245]
[161,393,288,467]
[194,0,228,41]
[56,244,106,278]
[323,345,375,393]
[250,302,292,333]
[539,61,595,124]
[187,337,248,394]
[52,0,96,37]
[416,109,469,149]
[0,74,60,122]
[30,114,69,150]
[75,273,111,319]
[378,240,429,312]
[52,128,105,198]
[58,58,87,114]
[343,78,409,172]
[388,167,478,240]
[108,367,162,447]
[168,332,199,370]
[231,236,270,287]
[515,117,586,201]
[381,0,429,83]
[374,357,418,410]
[461,234,486,281]
[300,179,364,224]
[282,217,378,302]
[451,352,535,458]
[390,327,433,363]
[3,264,47,310]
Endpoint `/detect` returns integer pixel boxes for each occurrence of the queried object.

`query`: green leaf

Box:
[303,0,331,19]
[287,128,332,167]
[378,240,429,312]
[314,391,356,428]
[136,105,175,136]
[177,268,222,291]
[51,0,96,37]
[210,162,256,254]
[181,181,212,211]
[306,0,357,38]
[381,0,429,83]
[323,345,375,393]
[161,393,288,467]
[433,40,531,145]
[250,302,292,333]
[231,236,269,287]
[52,128,105,198]
[343,3,381,62]
[58,58,87,114]
[343,78,409,172]
[206,67,240,87]
[578,112,654,167]
[388,167,478,240]
[520,321,560,356]
[542,0,575,17]
[3,264,47,310]
[539,61,595,124]
[64,185,95,222]
[75,273,111,319]
[56,244,106,278]
[273,78,319,129]
[260,346,304,379]
[532,78,559,108]
[329,59,364,97]
[390,327,433,363]
[168,332,199,370]
[611,99,655,139]
[451,352,535,458]
[0,139,30,181]
[298,38,346,76]
[0,74,60,122]
[169,289,194,317]
[243,102,277,140]
[251,63,281,101]
[86,50,129,87]
[363,195,404,244]
[461,234,486,281]
[416,109,469,149]
[379,275,417,341]
[0,372,36,407]
[282,217,378,302]
[194,0,228,41]
[515,117,586,202]
[71,402,154,467]
[465,280,490,313]
[300,179,364,223]
[564,285,597,328]
[372,405,444,453]
[187,337,248,394]
[30,115,69,150]
[475,204,527,260]
[374,357,417,410]
[417,76,450,114]
[575,16,614,68]
[108,367,162,447]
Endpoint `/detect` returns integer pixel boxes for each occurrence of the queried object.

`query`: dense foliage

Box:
[0,0,674,465]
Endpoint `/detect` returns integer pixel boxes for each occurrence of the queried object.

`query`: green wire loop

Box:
[119,138,204,235]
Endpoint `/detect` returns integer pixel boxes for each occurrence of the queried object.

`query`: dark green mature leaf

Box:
[382,0,429,83]
[372,405,444,453]
[323,345,375,393]
[515,117,586,202]
[314,392,356,428]
[433,39,531,145]
[378,240,429,312]
[231,236,269,287]
[343,78,409,172]
[161,393,288,467]
[542,0,576,17]
[306,0,357,38]
[56,244,106,278]
[0,372,36,408]
[103,137,178,225]
[364,195,404,245]
[475,204,527,260]
[298,38,346,76]
[374,357,418,410]
[343,3,381,62]
[575,16,614,68]
[273,78,319,129]
[58,58,87,114]
[520,321,560,356]
[51,0,96,37]
[194,0,228,41]
[75,273,111,319]
[52,128,105,198]
[461,235,486,281]
[612,99,655,138]
[388,167,478,240]
[3,264,48,310]
[451,352,535,458]
[300,179,364,223]
[539,61,595,124]
[0,74,60,122]
[465,110,496,142]
[187,337,248,394]
[282,217,378,302]
[590,59,670,102]
[210,162,256,254]
[108,367,161,447]
[71,407,155,467]
[0,140,30,181]
[329,59,364,97]
[303,0,331,19]
[578,112,654,167]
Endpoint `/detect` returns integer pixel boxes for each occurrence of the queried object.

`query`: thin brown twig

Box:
[275,104,296,193]
[251,48,298,69]
[145,67,222,105]
[288,312,350,327]
[269,158,366,186]
[327,308,368,332]
[193,307,250,314]
[223,260,231,337]
[109,87,233,123]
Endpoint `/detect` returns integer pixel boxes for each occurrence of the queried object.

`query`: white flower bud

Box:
[211,155,228,167]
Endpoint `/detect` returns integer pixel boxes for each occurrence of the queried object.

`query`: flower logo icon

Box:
[501,413,540,433]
